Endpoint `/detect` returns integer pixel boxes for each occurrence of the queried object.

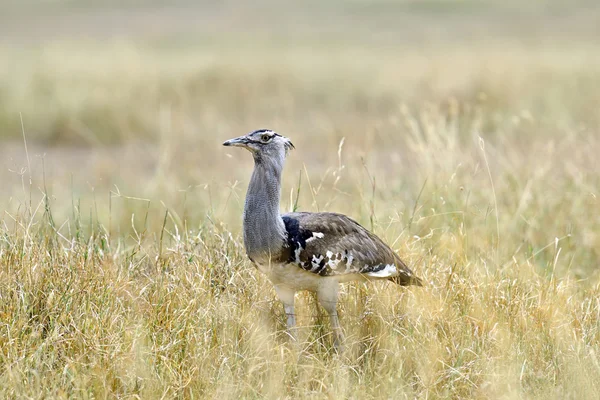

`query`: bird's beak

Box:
[222,136,249,148]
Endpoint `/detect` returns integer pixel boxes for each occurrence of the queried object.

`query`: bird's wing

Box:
[280,212,421,285]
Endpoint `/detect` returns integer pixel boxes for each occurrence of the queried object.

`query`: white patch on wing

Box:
[346,254,354,267]
[365,264,398,278]
[323,251,341,269]
[305,232,324,243]
[329,258,340,270]
[311,254,324,271]
[294,245,303,264]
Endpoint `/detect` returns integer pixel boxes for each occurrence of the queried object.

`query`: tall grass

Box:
[1,36,600,398]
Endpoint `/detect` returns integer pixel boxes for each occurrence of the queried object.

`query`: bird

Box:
[223,129,422,350]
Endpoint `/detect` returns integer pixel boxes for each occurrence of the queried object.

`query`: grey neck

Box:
[243,156,286,263]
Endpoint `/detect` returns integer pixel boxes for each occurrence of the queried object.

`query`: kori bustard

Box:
[223,129,422,349]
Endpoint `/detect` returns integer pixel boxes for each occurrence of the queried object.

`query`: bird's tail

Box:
[389,257,424,286]
[389,274,423,286]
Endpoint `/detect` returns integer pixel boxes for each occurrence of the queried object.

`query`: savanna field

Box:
[1,1,600,398]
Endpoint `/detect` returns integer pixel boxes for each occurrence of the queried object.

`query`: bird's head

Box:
[223,129,295,164]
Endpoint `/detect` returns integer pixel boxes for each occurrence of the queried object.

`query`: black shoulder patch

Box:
[282,216,338,276]
[282,216,313,252]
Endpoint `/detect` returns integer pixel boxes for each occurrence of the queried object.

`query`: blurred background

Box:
[2,2,600,398]
[1,0,599,274]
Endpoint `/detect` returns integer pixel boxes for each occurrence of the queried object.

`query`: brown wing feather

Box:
[280,212,422,286]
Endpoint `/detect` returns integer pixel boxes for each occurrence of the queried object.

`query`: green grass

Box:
[1,2,600,398]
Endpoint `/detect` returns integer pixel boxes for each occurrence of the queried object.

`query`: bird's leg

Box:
[274,285,297,341]
[284,303,296,339]
[317,282,345,352]
[328,308,344,352]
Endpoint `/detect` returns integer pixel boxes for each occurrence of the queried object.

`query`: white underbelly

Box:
[256,263,365,291]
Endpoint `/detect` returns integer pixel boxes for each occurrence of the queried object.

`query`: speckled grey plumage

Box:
[242,145,288,264]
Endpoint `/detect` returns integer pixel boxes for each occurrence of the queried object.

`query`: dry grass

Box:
[1,2,600,398]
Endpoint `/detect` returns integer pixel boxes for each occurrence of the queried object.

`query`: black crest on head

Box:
[252,129,272,135]
[284,140,295,153]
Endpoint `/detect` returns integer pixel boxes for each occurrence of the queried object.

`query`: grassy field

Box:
[1,1,600,398]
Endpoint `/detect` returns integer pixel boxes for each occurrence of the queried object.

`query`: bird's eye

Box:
[261,134,272,142]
